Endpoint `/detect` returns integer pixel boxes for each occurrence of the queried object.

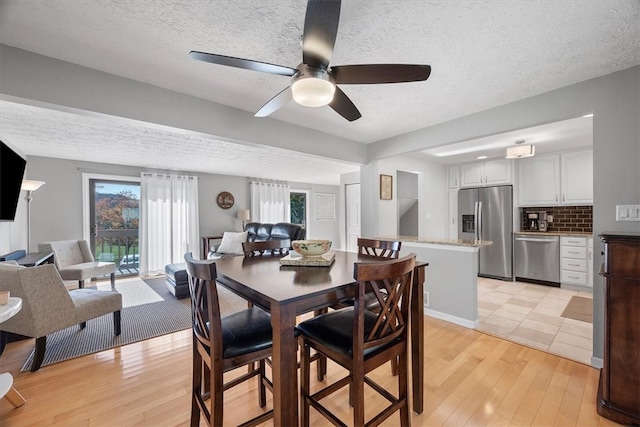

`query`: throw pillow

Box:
[216,231,248,255]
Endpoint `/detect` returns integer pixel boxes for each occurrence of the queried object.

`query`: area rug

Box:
[21,276,246,371]
[560,296,593,323]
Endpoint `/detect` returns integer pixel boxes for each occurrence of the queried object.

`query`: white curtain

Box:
[250,181,291,223]
[140,173,200,275]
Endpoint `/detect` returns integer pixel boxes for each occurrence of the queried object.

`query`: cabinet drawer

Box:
[562,246,587,259]
[561,237,586,247]
[561,270,587,285]
[562,257,587,272]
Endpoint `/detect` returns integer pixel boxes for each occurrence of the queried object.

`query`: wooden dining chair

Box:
[183,253,273,427]
[333,238,402,311]
[298,253,416,427]
[242,239,290,257]
[241,240,328,381]
[357,237,402,259]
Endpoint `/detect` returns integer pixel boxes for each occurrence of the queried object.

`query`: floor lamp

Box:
[237,209,250,231]
[21,180,45,253]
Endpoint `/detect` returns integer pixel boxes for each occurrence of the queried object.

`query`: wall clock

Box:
[216,191,234,209]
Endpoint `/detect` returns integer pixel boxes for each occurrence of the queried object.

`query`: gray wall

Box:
[9,156,340,257]
[366,66,640,362]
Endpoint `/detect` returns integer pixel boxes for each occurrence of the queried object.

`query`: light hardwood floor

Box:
[0,314,616,426]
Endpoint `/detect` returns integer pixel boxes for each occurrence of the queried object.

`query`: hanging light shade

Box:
[505,142,535,159]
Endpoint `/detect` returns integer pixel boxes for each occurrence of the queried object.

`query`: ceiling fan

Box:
[189,0,431,121]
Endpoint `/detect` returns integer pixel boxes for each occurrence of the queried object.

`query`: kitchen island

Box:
[379,235,492,328]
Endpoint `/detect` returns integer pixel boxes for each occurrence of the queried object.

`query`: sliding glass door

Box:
[88,178,140,276]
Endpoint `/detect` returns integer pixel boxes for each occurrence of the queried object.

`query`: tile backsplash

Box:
[520,206,593,233]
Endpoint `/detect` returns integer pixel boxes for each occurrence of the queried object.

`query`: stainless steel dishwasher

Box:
[514,234,560,285]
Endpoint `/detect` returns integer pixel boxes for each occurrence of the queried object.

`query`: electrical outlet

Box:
[425,291,430,308]
[616,205,640,221]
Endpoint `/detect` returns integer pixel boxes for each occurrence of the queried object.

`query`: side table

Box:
[16,251,54,267]
[0,297,26,408]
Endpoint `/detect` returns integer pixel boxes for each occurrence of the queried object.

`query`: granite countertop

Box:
[514,231,593,238]
[377,235,493,248]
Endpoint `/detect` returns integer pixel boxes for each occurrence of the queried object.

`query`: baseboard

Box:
[591,356,603,369]
[424,308,476,329]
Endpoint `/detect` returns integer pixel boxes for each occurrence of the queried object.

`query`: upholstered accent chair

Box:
[0,262,122,371]
[39,240,116,289]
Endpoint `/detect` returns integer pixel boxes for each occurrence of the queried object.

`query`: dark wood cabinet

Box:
[597,232,640,425]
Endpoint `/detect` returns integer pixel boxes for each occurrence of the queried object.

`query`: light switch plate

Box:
[616,205,640,221]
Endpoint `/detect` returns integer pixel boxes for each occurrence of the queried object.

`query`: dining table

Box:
[214,250,427,426]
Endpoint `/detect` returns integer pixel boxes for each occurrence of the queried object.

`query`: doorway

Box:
[84,174,140,277]
[345,183,361,252]
[291,190,309,236]
[397,171,419,236]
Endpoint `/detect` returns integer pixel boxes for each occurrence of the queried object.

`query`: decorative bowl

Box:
[291,240,332,258]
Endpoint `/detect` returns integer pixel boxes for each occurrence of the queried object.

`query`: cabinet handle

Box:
[556,195,558,202]
[563,194,565,202]
[568,275,580,280]
[568,263,580,267]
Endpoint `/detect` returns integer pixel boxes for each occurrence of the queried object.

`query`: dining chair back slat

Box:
[357,238,401,259]
[242,239,290,257]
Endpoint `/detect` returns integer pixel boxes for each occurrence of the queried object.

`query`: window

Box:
[290,191,307,228]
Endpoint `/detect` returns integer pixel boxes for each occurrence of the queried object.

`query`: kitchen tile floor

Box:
[476,277,594,365]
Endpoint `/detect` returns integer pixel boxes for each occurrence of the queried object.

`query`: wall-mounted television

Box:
[0,140,27,221]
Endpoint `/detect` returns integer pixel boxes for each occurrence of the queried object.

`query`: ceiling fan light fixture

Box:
[291,66,335,107]
[505,141,535,159]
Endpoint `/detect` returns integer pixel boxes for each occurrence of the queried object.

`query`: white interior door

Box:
[345,183,361,252]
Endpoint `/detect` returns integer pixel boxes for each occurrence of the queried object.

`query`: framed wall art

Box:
[380,174,393,200]
[314,192,336,221]
[216,191,235,209]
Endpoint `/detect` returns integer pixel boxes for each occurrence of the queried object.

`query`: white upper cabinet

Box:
[460,163,484,187]
[484,159,513,185]
[448,189,458,239]
[448,166,460,189]
[561,150,593,205]
[460,159,512,187]
[518,154,561,205]
[518,150,593,206]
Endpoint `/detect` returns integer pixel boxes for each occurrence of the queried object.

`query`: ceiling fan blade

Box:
[302,0,341,69]
[331,64,431,84]
[190,51,297,77]
[329,86,361,122]
[254,87,293,117]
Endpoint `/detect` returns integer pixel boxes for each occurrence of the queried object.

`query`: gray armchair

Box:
[0,262,122,371]
[39,240,116,289]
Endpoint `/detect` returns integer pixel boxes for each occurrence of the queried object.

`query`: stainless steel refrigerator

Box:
[458,185,513,280]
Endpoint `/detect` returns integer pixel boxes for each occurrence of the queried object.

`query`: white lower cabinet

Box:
[560,236,590,287]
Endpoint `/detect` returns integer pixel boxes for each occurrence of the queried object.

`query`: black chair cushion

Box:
[296,308,399,359]
[219,307,273,359]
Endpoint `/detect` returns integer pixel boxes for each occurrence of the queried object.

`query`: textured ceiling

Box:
[0,101,358,185]
[0,0,638,181]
